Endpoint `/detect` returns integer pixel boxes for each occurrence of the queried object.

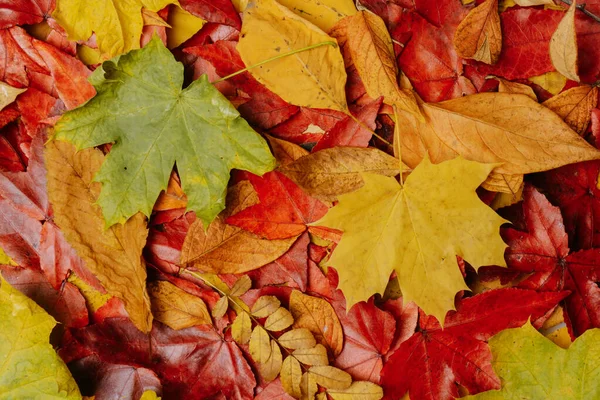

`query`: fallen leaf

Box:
[179,0,241,29]
[166,5,206,49]
[148,280,211,330]
[0,247,15,265]
[543,84,598,135]
[230,275,253,297]
[265,307,294,331]
[308,365,352,390]
[251,295,281,317]
[281,356,302,398]
[528,71,567,95]
[327,381,383,400]
[313,157,507,321]
[514,0,553,5]
[266,134,309,166]
[550,0,580,82]
[279,147,401,202]
[279,328,317,349]
[381,288,568,400]
[45,140,152,333]
[465,322,600,399]
[395,93,600,193]
[290,290,344,356]
[494,76,537,99]
[277,0,356,32]
[0,0,54,28]
[454,0,502,64]
[0,81,25,111]
[232,312,252,344]
[0,275,81,399]
[54,37,275,228]
[293,343,329,366]
[181,181,297,274]
[237,0,349,113]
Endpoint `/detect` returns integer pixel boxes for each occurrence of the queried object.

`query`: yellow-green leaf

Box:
[148,280,211,330]
[312,157,507,323]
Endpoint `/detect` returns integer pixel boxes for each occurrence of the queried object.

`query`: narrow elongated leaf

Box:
[549,0,579,82]
[282,356,302,398]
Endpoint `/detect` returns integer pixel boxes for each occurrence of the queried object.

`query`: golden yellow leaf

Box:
[490,184,524,210]
[181,181,297,273]
[327,381,384,400]
[167,5,206,49]
[212,296,229,319]
[266,135,309,166]
[231,312,252,345]
[543,85,599,135]
[290,290,343,356]
[229,275,252,297]
[142,9,171,27]
[262,339,283,382]
[395,93,600,194]
[140,391,161,400]
[279,147,402,202]
[277,0,356,32]
[493,76,536,100]
[265,307,294,331]
[454,0,502,65]
[237,0,349,113]
[77,45,102,66]
[45,140,152,333]
[250,325,272,363]
[252,295,281,318]
[0,82,25,112]
[308,366,352,390]
[153,172,188,212]
[312,158,508,322]
[301,371,318,400]
[0,247,16,266]
[293,344,329,366]
[279,328,317,349]
[514,0,553,5]
[528,71,567,95]
[550,0,580,82]
[282,356,303,398]
[336,11,420,117]
[148,281,211,330]
[67,272,112,313]
[53,0,175,58]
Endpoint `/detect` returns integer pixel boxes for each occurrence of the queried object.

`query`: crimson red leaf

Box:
[0,0,54,28]
[180,0,241,30]
[381,288,568,400]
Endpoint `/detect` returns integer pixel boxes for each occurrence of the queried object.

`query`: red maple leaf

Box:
[180,0,241,30]
[380,288,568,400]
[0,0,54,29]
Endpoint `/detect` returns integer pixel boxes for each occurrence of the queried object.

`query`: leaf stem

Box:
[212,41,338,84]
[557,0,600,23]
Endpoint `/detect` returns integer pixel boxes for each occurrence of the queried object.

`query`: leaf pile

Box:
[1,0,600,399]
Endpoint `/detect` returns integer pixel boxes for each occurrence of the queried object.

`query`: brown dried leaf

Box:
[543,85,599,135]
[45,140,152,333]
[290,290,343,356]
[148,281,211,330]
[279,328,317,350]
[265,307,294,331]
[454,0,502,64]
[550,0,580,82]
[293,344,329,366]
[282,356,303,399]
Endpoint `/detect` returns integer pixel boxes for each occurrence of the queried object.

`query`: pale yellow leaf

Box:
[148,281,211,330]
[282,356,303,398]
[290,290,344,355]
[279,328,317,350]
[493,76,536,100]
[230,275,252,297]
[237,0,349,113]
[293,344,329,366]
[277,0,356,32]
[231,312,252,345]
[45,140,152,333]
[550,0,580,82]
[308,366,352,390]
[181,181,297,273]
[528,71,567,95]
[543,85,599,135]
[312,158,508,323]
[252,295,281,318]
[454,0,502,65]
[327,381,384,400]
[261,339,283,382]
[279,147,402,202]
[395,93,600,194]
[0,82,25,112]
[265,307,294,331]
[212,296,229,319]
[167,5,206,49]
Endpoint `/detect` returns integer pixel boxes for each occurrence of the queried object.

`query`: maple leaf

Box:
[226,171,328,240]
[313,157,507,322]
[54,37,275,228]
[0,0,54,28]
[180,0,241,29]
[381,288,568,400]
[0,275,81,399]
[465,322,600,399]
[497,185,600,338]
[542,85,598,135]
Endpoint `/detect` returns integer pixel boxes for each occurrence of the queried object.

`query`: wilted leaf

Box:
[308,366,352,390]
[237,0,349,113]
[277,0,356,32]
[293,344,329,366]
[148,280,211,330]
[454,0,502,64]
[45,140,152,333]
[290,290,343,355]
[252,295,281,318]
[279,328,317,350]
[327,381,383,400]
[543,85,598,135]
[54,37,275,228]
[313,158,507,322]
[279,147,401,202]
[265,307,294,331]
[232,312,252,345]
[465,322,600,399]
[549,0,580,82]
[282,356,302,398]
[395,93,600,193]
[0,276,81,399]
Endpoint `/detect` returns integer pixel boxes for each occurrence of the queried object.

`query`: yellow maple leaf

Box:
[312,157,507,323]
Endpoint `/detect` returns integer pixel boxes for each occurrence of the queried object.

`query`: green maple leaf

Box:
[53,36,275,227]
[0,276,81,399]
[466,322,600,399]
